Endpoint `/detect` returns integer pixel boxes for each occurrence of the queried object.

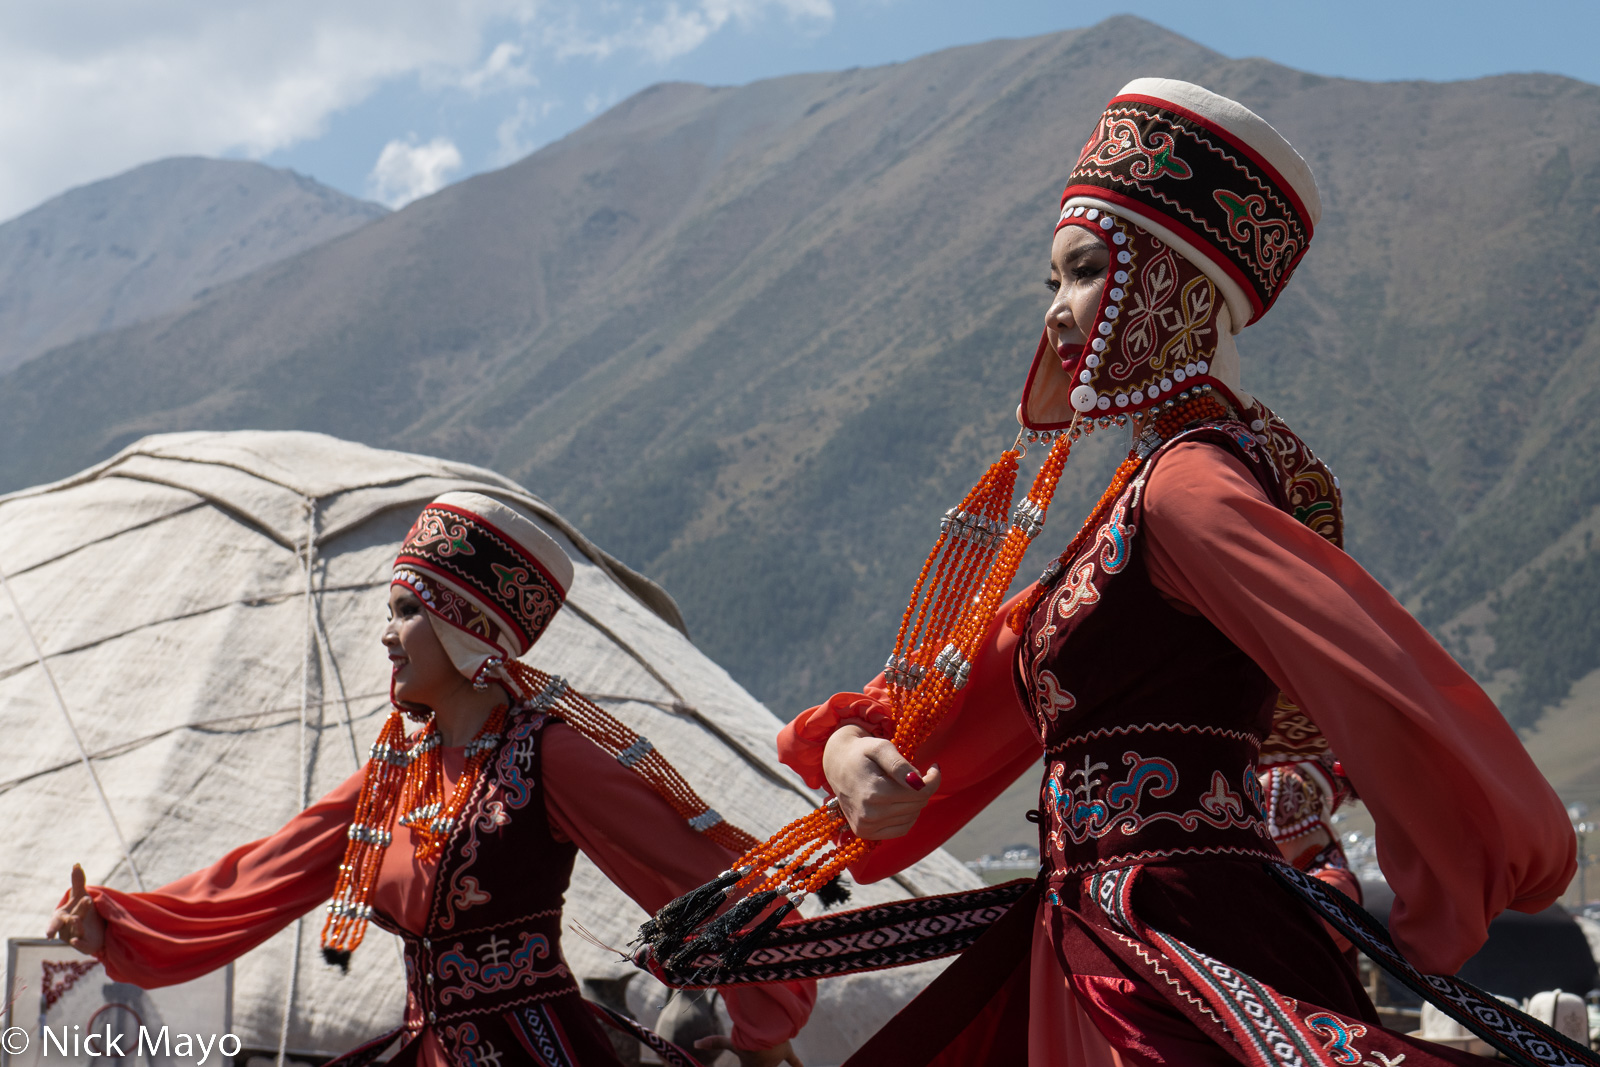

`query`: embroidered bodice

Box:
[1019,421,1292,893]
[370,711,584,1064]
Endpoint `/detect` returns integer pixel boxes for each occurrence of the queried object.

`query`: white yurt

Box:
[0,431,976,1065]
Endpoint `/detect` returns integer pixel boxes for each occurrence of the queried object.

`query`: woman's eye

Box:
[1072,265,1102,280]
[1045,278,1061,293]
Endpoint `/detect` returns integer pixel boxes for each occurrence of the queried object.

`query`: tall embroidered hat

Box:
[637,81,1352,982]
[324,491,755,968]
[391,491,575,692]
[1021,78,1322,429]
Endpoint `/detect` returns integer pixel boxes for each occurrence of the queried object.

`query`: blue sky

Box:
[3,1,1599,221]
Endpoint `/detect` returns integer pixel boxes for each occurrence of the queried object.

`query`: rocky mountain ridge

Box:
[0,157,386,373]
[1,18,1597,823]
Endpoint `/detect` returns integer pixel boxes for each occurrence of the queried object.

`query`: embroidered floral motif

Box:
[1064,100,1313,317]
[1035,670,1077,730]
[491,562,560,627]
[437,716,542,931]
[395,568,503,645]
[474,799,511,833]
[1050,559,1102,621]
[1062,215,1230,413]
[1242,766,1268,820]
[1094,501,1135,573]
[1262,764,1324,842]
[1111,242,1218,383]
[437,931,568,1004]
[442,1022,510,1067]
[396,505,563,648]
[1078,114,1195,181]
[1111,242,1181,380]
[1197,771,1245,821]
[1046,752,1179,848]
[1046,749,1273,858]
[450,875,491,913]
[408,512,477,557]
[1260,695,1328,760]
[1306,1012,1367,1064]
[1240,397,1344,551]
[1213,190,1300,282]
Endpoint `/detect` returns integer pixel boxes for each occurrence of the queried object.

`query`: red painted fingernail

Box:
[906,770,926,790]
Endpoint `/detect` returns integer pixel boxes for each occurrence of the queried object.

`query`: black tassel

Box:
[723,900,795,969]
[816,875,851,908]
[637,868,741,950]
[667,890,777,971]
[321,947,351,973]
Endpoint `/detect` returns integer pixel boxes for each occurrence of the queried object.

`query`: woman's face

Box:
[383,584,464,708]
[1045,223,1111,366]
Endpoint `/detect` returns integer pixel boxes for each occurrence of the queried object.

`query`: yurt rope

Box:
[0,565,146,890]
[276,499,318,1067]
[313,610,363,769]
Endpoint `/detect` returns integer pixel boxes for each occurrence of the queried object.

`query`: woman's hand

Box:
[694,1036,803,1066]
[46,863,106,956]
[821,725,941,840]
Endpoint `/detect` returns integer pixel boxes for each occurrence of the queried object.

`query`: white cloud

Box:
[457,40,538,95]
[0,0,833,222]
[492,97,560,165]
[0,0,534,220]
[367,136,464,207]
[552,0,834,63]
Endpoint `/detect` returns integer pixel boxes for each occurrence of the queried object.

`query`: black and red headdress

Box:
[391,490,573,696]
[1021,78,1322,430]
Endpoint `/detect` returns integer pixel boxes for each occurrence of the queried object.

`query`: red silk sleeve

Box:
[1141,441,1575,975]
[541,725,816,1051]
[776,591,1044,886]
[85,767,364,987]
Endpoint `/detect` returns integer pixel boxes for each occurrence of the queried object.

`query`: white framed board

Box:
[3,939,232,1067]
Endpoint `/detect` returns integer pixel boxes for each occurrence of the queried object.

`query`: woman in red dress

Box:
[49,491,812,1067]
[642,79,1584,1067]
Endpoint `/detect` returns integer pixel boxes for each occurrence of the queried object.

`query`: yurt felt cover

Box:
[0,431,977,1064]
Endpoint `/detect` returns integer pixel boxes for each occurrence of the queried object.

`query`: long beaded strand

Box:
[501,660,761,855]
[321,702,509,965]
[715,419,1081,912]
[643,389,1239,976]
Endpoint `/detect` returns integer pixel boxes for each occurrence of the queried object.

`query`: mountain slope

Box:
[0,157,387,373]
[2,18,1599,740]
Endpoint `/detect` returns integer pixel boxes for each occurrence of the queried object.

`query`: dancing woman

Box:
[49,492,812,1067]
[641,81,1581,1067]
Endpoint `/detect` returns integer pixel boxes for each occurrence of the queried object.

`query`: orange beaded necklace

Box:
[322,663,760,969]
[320,696,509,965]
[640,390,1235,975]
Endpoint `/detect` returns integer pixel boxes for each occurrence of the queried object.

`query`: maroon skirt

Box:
[845,860,1492,1067]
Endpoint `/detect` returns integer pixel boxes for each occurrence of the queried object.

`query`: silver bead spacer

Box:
[688,809,724,833]
[932,644,972,689]
[616,736,655,768]
[1011,499,1046,539]
[884,654,926,688]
